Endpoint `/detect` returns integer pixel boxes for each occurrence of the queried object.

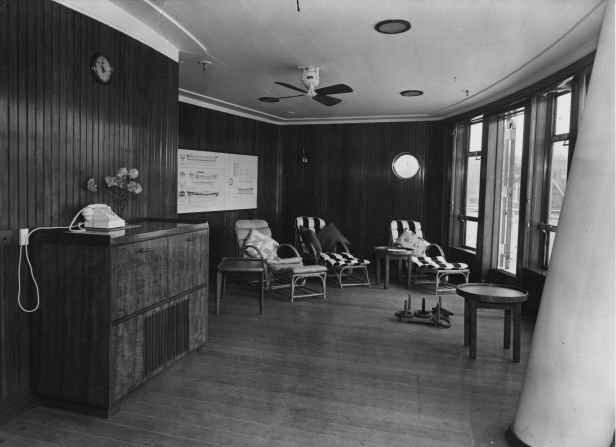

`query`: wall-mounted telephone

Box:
[83,204,125,229]
[17,204,126,313]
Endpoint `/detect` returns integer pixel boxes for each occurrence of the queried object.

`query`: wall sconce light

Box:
[392,152,420,179]
[298,148,309,164]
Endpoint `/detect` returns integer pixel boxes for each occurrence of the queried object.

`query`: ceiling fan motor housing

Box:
[299,65,321,96]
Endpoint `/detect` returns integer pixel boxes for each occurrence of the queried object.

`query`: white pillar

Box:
[509,1,615,446]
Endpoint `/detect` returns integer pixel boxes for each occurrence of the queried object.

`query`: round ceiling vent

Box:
[259,97,280,103]
[400,90,424,97]
[375,19,411,34]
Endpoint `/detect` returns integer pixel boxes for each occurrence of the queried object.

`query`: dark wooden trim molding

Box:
[0,391,39,424]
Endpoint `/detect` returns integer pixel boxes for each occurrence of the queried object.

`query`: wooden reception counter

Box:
[32,219,209,417]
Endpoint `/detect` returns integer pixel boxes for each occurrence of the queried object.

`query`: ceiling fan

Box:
[259,66,353,107]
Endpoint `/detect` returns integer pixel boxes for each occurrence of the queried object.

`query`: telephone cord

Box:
[17,222,84,313]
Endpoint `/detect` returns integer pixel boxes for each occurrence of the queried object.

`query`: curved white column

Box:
[510,1,615,446]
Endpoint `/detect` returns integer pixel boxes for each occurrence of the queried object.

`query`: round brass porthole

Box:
[392,153,420,179]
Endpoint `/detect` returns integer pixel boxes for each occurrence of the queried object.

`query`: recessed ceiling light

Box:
[400,90,424,97]
[259,97,279,103]
[375,19,411,34]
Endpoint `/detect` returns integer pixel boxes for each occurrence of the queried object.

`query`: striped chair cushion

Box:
[390,219,423,243]
[320,252,370,268]
[412,256,468,270]
[295,216,326,234]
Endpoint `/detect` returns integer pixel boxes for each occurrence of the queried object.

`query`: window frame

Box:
[446,54,593,283]
[534,73,588,270]
[451,116,484,251]
[540,89,571,268]
[490,107,527,276]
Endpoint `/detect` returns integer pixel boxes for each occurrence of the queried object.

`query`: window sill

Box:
[522,266,548,277]
[492,269,516,279]
[450,246,476,256]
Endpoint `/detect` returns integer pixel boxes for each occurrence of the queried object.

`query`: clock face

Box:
[90,53,113,84]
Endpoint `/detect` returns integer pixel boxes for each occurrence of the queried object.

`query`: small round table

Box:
[456,283,528,363]
[374,246,413,289]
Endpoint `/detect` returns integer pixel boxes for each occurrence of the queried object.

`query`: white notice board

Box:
[177,149,258,213]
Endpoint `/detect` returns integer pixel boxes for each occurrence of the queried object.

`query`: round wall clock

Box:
[90,53,113,84]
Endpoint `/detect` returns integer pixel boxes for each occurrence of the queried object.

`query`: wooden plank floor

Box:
[0,279,534,447]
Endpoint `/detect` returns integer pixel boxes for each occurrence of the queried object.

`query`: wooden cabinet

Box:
[33,220,209,417]
[168,230,208,297]
[112,238,168,320]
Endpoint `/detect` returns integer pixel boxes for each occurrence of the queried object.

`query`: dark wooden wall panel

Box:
[277,122,446,259]
[177,108,447,268]
[178,103,280,264]
[0,0,178,415]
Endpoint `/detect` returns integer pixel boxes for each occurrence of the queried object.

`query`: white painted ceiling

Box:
[108,0,606,124]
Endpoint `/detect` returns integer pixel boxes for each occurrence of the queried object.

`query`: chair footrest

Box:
[290,265,327,302]
[290,265,328,275]
[432,268,470,274]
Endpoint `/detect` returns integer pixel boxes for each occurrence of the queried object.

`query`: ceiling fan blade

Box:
[313,94,342,107]
[277,94,305,99]
[275,82,307,94]
[315,83,353,96]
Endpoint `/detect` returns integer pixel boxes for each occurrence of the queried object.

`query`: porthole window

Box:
[392,153,420,179]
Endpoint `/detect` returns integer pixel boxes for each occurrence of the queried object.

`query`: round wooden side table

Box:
[456,283,528,362]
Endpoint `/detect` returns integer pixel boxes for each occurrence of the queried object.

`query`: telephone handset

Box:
[83,204,125,229]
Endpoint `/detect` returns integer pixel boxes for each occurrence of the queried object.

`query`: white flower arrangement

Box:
[86,167,142,218]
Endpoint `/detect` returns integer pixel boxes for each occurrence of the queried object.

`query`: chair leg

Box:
[321,273,327,299]
[259,270,264,315]
[289,271,328,301]
[362,266,371,288]
[335,269,343,288]
[335,265,371,288]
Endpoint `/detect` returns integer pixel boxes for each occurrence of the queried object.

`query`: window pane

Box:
[497,111,525,274]
[465,155,481,218]
[554,92,571,135]
[465,220,478,249]
[547,230,556,266]
[548,141,568,226]
[469,121,483,152]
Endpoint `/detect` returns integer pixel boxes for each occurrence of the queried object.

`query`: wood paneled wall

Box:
[177,108,447,268]
[178,103,280,262]
[0,0,178,417]
[277,122,447,258]
[0,0,448,420]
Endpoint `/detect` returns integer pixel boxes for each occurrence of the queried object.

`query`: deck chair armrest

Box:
[426,243,445,257]
[301,240,320,259]
[277,243,302,259]
[239,244,266,259]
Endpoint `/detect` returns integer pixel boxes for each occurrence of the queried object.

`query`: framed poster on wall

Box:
[177,149,258,213]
